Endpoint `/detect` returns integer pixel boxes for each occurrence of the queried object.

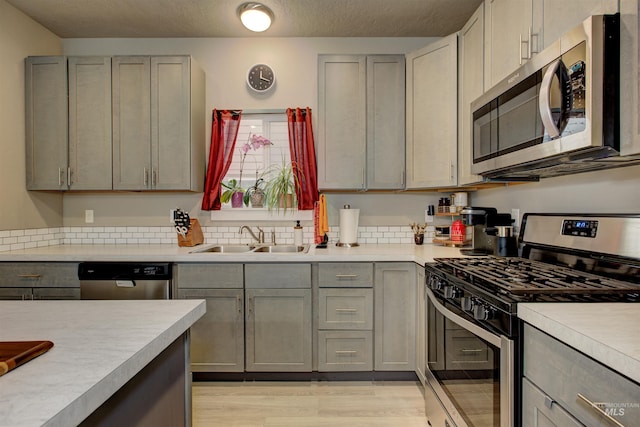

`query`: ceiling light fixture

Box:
[237,2,274,32]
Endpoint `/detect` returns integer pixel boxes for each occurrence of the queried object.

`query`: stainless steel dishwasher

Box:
[78,262,172,299]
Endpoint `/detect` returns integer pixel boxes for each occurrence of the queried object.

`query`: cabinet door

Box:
[485,0,533,88]
[33,287,80,300]
[522,378,582,427]
[458,4,485,186]
[533,0,619,52]
[151,56,191,190]
[25,56,68,190]
[366,55,405,189]
[112,56,151,190]
[68,56,113,190]
[0,288,32,300]
[406,34,458,188]
[374,263,416,371]
[178,288,244,372]
[317,55,366,190]
[245,288,312,372]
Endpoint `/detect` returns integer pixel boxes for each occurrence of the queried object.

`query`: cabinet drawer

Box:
[445,329,494,370]
[0,288,31,300]
[245,264,311,289]
[522,378,582,427]
[175,263,243,289]
[33,287,80,300]
[318,288,373,330]
[524,324,640,426]
[0,262,79,287]
[318,263,373,287]
[318,331,373,371]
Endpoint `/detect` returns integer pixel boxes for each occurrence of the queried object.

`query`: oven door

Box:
[425,288,514,427]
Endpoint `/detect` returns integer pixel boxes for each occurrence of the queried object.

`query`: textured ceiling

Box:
[6,0,483,38]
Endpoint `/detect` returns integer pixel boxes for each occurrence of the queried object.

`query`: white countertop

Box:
[518,303,640,384]
[0,300,205,427]
[0,243,465,265]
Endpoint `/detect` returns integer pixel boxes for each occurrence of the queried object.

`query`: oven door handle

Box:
[426,288,501,347]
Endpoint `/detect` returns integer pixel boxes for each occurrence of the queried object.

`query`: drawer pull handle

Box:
[577,393,625,427]
[17,274,41,279]
[335,350,357,355]
[460,349,483,353]
[335,274,358,279]
[335,308,357,313]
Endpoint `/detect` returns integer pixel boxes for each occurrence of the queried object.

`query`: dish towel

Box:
[315,194,329,243]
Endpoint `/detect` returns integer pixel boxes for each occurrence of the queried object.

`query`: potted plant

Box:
[244,174,266,208]
[264,159,300,212]
[220,178,245,208]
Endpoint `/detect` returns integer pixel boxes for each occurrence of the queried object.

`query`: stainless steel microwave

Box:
[471,14,640,179]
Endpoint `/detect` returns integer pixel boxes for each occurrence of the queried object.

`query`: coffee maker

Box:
[459,207,517,256]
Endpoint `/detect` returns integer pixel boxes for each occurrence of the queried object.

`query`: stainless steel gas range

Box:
[423,213,640,427]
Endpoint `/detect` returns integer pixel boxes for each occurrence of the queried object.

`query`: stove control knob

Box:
[461,297,475,312]
[473,304,495,321]
[428,275,444,290]
[443,286,461,299]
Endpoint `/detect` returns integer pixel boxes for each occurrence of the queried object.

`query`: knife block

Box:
[177,219,204,247]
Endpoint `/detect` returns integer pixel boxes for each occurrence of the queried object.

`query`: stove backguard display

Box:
[561,219,598,237]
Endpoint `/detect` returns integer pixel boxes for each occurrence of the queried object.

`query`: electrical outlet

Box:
[85,210,94,224]
[511,208,520,229]
[170,209,176,224]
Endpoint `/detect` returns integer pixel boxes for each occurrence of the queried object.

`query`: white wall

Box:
[0,0,62,231]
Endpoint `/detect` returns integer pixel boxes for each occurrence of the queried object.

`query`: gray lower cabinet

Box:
[175,263,244,372]
[0,262,80,300]
[178,288,244,372]
[245,264,312,372]
[523,324,640,426]
[415,265,426,384]
[317,263,374,371]
[374,263,416,371]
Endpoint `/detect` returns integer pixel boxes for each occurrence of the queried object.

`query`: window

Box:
[224,113,290,190]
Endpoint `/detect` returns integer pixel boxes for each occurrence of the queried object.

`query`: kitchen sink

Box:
[190,244,255,253]
[190,244,309,254]
[252,245,309,253]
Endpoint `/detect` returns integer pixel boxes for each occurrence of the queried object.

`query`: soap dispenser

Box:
[294,221,303,246]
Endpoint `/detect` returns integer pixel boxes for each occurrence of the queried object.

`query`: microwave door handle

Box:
[539,59,562,138]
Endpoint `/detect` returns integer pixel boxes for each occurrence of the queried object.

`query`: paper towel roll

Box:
[338,208,359,246]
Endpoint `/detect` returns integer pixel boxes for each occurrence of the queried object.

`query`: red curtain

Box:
[287,107,318,210]
[201,109,242,210]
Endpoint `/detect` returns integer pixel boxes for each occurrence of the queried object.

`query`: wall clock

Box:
[247,63,275,92]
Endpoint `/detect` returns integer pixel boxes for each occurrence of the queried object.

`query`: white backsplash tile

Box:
[0,224,431,252]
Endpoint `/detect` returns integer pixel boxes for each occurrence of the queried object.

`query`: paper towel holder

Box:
[336,204,360,247]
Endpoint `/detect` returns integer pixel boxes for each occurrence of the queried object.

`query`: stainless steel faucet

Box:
[239,225,264,243]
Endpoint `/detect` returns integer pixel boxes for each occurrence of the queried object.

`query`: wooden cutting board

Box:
[0,341,54,376]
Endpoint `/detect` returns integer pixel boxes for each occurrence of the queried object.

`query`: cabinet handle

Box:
[335,350,357,355]
[577,393,625,427]
[335,274,358,279]
[450,162,454,182]
[460,349,483,353]
[58,168,64,186]
[17,274,41,279]
[144,168,149,187]
[152,169,157,187]
[248,297,253,316]
[237,296,242,314]
[67,167,72,186]
[335,308,358,313]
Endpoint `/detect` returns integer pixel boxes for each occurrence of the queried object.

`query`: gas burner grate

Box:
[435,257,640,295]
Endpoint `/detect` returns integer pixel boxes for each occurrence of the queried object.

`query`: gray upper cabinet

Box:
[114,56,205,191]
[458,4,485,186]
[318,55,405,190]
[25,56,68,190]
[406,34,458,188]
[68,56,113,190]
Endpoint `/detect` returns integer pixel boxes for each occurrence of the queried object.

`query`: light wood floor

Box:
[192,381,428,426]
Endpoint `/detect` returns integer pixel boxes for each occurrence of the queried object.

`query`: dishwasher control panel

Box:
[78,262,172,280]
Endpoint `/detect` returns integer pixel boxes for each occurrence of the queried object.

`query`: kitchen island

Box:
[0,300,205,427]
